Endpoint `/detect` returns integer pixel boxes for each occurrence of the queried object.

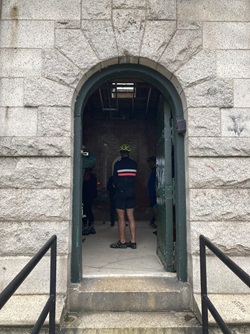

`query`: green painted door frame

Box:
[156,97,174,272]
[71,63,187,283]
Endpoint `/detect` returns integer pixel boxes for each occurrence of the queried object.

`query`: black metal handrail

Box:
[200,234,250,334]
[0,235,57,334]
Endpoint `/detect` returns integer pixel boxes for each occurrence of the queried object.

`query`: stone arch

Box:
[71,61,187,283]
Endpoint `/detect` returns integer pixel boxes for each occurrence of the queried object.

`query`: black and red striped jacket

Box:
[113,157,137,189]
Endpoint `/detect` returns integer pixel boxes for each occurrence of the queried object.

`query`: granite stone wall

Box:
[0,0,250,310]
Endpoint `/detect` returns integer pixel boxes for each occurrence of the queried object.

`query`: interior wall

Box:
[83,117,156,221]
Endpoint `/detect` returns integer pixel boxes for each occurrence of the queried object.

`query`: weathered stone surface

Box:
[55,20,81,29]
[194,293,250,326]
[187,107,220,137]
[147,0,176,20]
[177,0,250,22]
[0,79,23,107]
[55,29,99,71]
[0,20,54,48]
[42,50,84,87]
[113,0,146,9]
[217,51,250,79]
[185,78,233,108]
[203,22,250,49]
[0,294,65,327]
[234,79,250,108]
[113,9,146,56]
[0,328,49,334]
[0,157,71,188]
[177,20,202,30]
[0,137,71,157]
[139,57,159,70]
[221,108,250,137]
[140,21,176,61]
[82,0,111,20]
[81,20,117,60]
[189,157,250,188]
[0,107,37,136]
[37,107,71,137]
[176,50,216,87]
[0,256,67,293]
[119,55,139,64]
[24,78,74,107]
[0,49,41,77]
[188,137,250,157]
[170,73,183,95]
[180,90,187,112]
[189,221,250,255]
[0,221,70,254]
[1,0,80,20]
[192,255,250,293]
[190,189,250,221]
[0,189,70,221]
[159,29,202,73]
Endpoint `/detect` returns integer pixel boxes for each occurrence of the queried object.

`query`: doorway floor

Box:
[82,220,175,277]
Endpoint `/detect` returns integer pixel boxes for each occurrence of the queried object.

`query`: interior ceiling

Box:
[84,78,160,121]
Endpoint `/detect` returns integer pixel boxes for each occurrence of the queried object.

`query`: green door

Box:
[156,96,174,272]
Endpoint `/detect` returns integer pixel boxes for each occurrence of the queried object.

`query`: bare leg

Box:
[126,208,136,243]
[116,209,126,244]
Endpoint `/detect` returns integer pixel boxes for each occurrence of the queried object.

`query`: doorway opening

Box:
[82,78,160,223]
[71,64,187,283]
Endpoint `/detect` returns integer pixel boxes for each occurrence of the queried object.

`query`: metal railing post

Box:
[200,236,208,334]
[49,237,57,334]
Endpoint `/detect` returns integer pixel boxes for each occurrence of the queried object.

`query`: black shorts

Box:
[115,187,135,210]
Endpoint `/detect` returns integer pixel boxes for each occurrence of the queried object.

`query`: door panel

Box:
[156,96,174,271]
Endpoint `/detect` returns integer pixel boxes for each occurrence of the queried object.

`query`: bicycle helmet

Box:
[119,144,131,152]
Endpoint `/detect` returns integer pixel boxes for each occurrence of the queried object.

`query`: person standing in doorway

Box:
[82,167,97,235]
[147,156,157,235]
[106,175,116,226]
[81,145,96,171]
[110,144,137,249]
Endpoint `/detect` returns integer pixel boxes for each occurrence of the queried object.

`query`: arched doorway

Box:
[71,64,187,282]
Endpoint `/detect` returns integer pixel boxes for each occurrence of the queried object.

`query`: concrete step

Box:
[60,311,202,334]
[67,276,192,312]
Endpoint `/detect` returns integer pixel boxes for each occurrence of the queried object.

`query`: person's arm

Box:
[112,163,118,187]
[107,177,112,193]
